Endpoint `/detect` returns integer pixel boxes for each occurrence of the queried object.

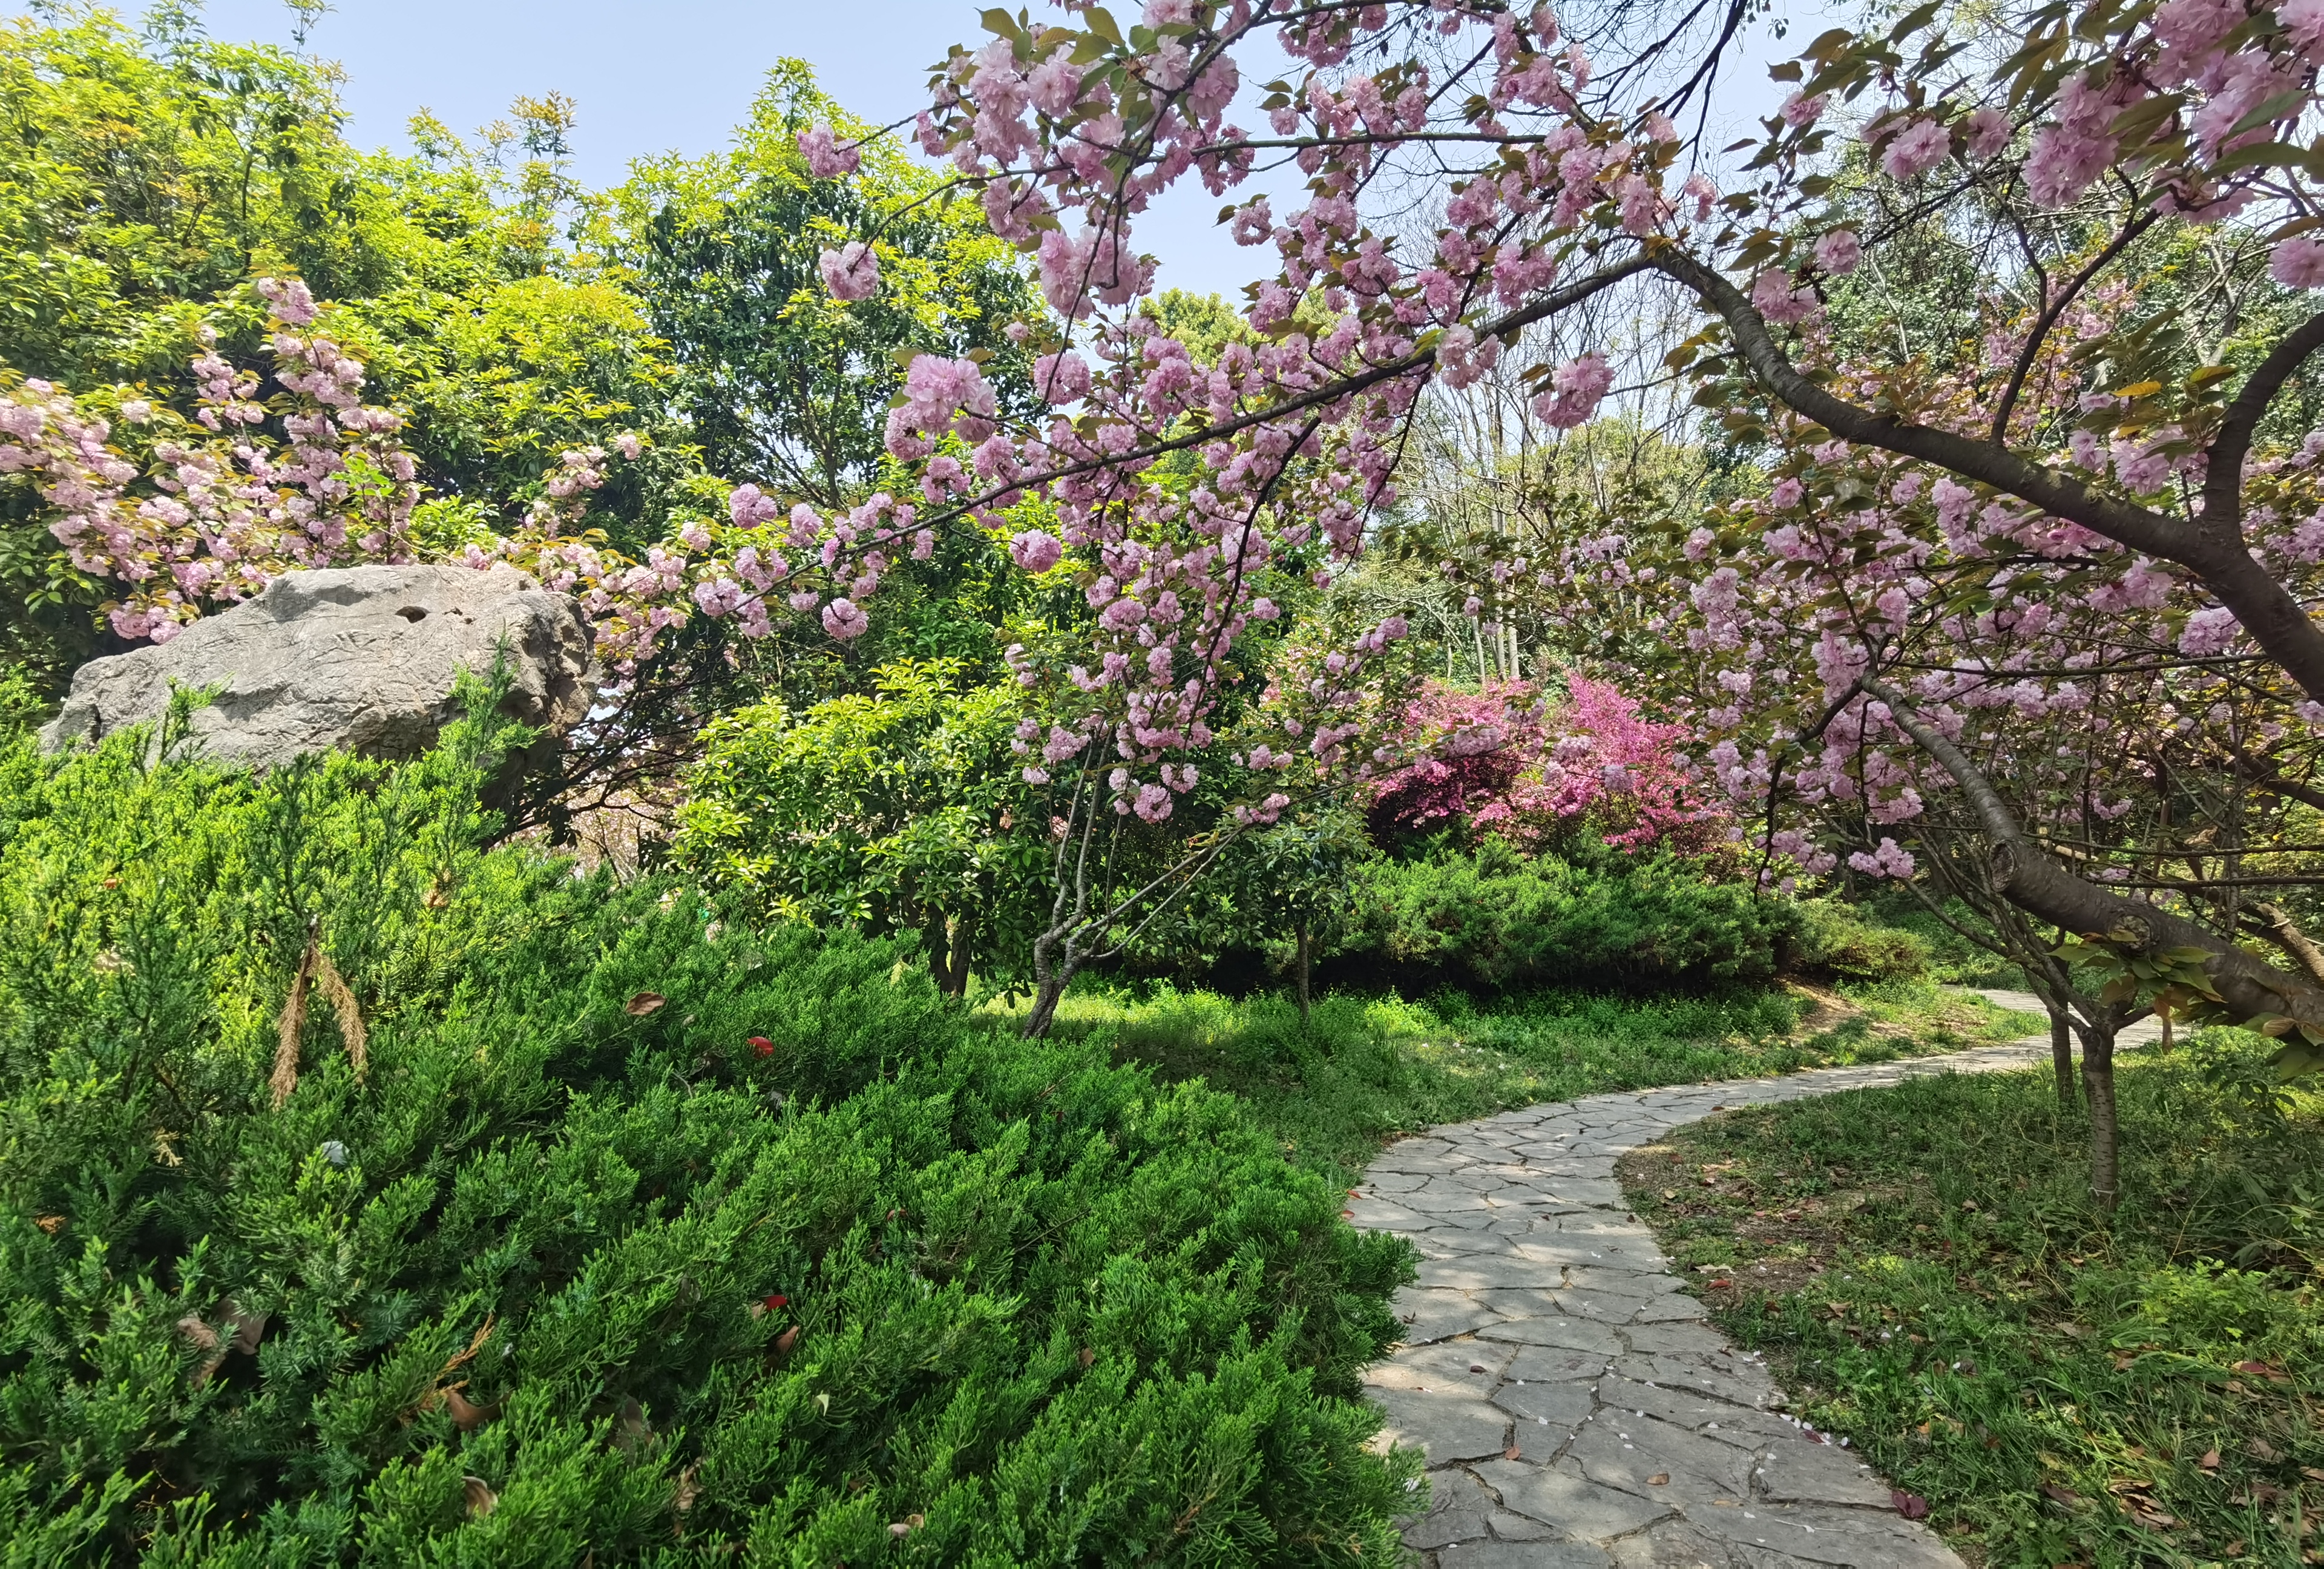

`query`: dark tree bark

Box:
[2075,1015,2121,1212]
[1295,916,1311,1026]
[2049,1007,2078,1111]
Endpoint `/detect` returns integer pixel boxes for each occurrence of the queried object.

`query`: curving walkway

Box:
[1353,1024,2063,1568]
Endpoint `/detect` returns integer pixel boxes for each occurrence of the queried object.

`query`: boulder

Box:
[39,564,596,769]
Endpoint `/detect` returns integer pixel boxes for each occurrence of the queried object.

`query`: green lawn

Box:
[1615,1034,2324,1566]
[993,978,2040,1180]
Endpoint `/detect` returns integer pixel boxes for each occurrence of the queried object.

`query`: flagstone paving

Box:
[1355,1008,2079,1568]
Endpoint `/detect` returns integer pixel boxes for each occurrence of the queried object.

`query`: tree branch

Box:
[1654,249,2324,706]
[1857,676,2324,1027]
[1988,212,2157,446]
[2201,306,2324,539]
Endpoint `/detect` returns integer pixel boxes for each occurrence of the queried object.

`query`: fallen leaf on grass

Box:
[464,1476,497,1519]
[2039,1482,2082,1507]
[623,992,666,1016]
[1891,1490,1930,1519]
[2199,1448,2221,1471]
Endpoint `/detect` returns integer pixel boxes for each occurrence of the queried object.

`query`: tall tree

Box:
[589,61,1039,508]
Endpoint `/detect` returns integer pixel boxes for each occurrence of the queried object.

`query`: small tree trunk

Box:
[937,913,974,997]
[1023,930,1072,1039]
[2078,1019,2120,1213]
[1295,918,1311,1026]
[1023,973,1068,1038]
[2048,1008,2077,1110]
[924,909,952,993]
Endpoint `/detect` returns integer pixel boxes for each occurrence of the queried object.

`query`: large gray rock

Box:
[40,564,595,768]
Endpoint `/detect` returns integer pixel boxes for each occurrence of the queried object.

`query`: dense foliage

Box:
[1328,841,1923,995]
[0,693,1419,1561]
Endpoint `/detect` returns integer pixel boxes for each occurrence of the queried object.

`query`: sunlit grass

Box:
[1617,1031,2324,1565]
[980,978,2040,1179]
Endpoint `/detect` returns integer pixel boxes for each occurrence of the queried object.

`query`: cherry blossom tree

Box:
[37,1,2324,1094]
[821,0,2324,1162]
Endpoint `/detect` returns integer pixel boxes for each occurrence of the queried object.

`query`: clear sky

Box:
[195,0,1287,300]
[192,0,1816,300]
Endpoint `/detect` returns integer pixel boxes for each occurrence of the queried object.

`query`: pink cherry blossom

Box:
[795,122,861,180]
[1009,529,1064,573]
[2272,237,2324,288]
[1878,116,1953,180]
[818,242,880,302]
[1813,229,1862,275]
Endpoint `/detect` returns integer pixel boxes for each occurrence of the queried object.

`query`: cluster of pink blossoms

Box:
[1366,674,1729,855]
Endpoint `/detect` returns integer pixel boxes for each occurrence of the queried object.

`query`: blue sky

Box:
[193,0,1814,301]
[196,0,1283,298]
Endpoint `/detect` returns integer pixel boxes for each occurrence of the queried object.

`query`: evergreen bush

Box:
[1333,841,1800,992]
[1325,845,1928,996]
[0,690,1417,1563]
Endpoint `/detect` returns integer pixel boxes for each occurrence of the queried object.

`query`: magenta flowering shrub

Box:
[1363,680,1544,842]
[1367,674,1728,858]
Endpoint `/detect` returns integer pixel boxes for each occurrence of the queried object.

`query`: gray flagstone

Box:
[1357,1025,2050,1566]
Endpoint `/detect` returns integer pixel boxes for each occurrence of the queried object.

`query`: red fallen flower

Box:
[748,1036,775,1058]
[763,1294,788,1311]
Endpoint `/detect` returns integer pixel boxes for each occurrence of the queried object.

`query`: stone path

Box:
[1354,999,2089,1568]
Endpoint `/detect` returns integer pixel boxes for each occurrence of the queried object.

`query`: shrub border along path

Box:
[1351,1002,2142,1567]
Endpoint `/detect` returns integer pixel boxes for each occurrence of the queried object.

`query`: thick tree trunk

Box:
[1295,918,1311,1026]
[2049,1008,2077,1111]
[2077,1019,2121,1213]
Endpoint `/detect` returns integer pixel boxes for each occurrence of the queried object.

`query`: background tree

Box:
[588,61,1039,509]
[1225,807,1370,1022]
[672,659,1045,993]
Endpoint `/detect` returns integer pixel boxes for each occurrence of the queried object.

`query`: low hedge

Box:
[1319,843,1926,996]
[0,694,1416,1563]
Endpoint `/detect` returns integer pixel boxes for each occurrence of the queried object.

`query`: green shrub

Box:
[0,696,1417,1562]
[1785,898,1929,983]
[1334,841,1804,992]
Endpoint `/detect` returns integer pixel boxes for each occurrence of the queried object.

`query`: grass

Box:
[986,978,2040,1181]
[1614,1033,2324,1567]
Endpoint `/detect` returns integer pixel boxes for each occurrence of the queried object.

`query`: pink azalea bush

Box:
[1367,674,1729,857]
